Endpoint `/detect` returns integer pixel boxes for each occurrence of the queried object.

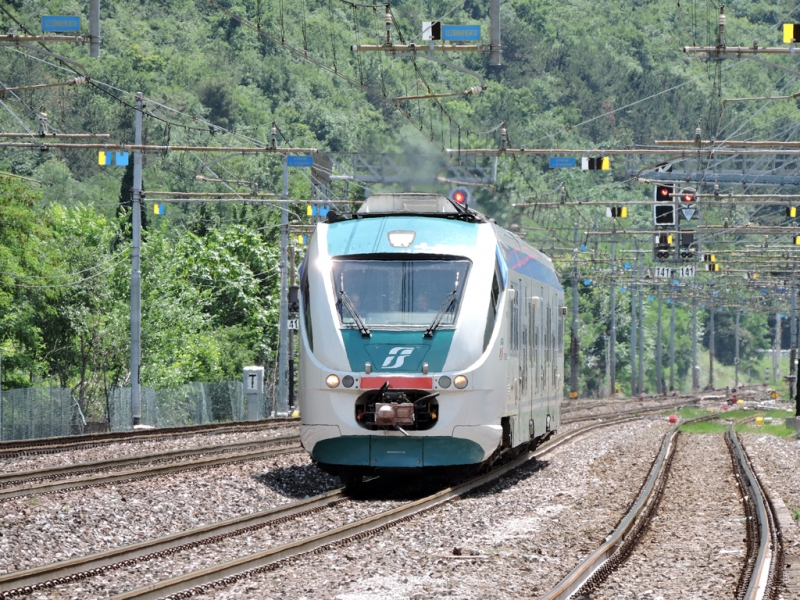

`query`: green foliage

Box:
[0,0,791,418]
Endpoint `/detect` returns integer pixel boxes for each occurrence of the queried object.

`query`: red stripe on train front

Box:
[360,376,434,390]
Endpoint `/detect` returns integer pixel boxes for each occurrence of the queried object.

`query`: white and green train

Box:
[298,193,564,481]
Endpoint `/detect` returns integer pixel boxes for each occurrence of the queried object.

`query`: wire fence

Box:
[0,386,85,441]
[108,378,277,431]
[0,372,278,440]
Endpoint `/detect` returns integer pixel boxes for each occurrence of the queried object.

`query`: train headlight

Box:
[342,375,354,388]
[326,374,340,388]
[453,375,468,389]
[438,375,452,389]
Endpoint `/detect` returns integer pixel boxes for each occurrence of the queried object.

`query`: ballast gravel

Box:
[589,433,746,599]
[0,450,336,575]
[0,424,299,474]
[195,418,673,599]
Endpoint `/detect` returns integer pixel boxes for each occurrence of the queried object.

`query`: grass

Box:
[679,421,730,434]
[793,507,800,521]
[735,422,797,437]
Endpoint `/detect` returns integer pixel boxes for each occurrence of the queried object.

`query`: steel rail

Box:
[0,488,347,594]
[0,443,300,502]
[110,417,642,600]
[537,419,686,600]
[0,418,299,457]
[727,425,780,599]
[0,434,300,487]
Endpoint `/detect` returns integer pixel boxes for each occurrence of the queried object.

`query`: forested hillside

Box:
[0,0,792,418]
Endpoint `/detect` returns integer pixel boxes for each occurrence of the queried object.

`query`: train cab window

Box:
[483,265,502,351]
[300,261,313,351]
[331,256,470,329]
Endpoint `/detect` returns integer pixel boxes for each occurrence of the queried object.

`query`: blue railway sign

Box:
[441,25,481,41]
[41,16,81,32]
[287,155,313,167]
[549,157,575,169]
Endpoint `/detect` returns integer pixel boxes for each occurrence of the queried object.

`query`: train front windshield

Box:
[331,257,471,328]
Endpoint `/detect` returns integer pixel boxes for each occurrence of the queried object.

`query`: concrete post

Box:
[277,158,290,416]
[656,284,663,393]
[669,289,676,392]
[130,92,143,426]
[243,366,264,420]
[489,0,501,66]
[89,0,100,58]
[735,310,740,389]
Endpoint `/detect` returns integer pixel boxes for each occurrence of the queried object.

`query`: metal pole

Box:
[709,304,715,389]
[669,288,676,392]
[89,0,100,58]
[692,281,699,390]
[569,227,579,398]
[637,256,644,394]
[774,312,781,384]
[792,278,797,397]
[630,246,638,395]
[130,92,143,427]
[656,283,663,394]
[288,246,296,410]
[735,310,740,389]
[277,157,290,415]
[609,234,616,394]
[489,0,501,66]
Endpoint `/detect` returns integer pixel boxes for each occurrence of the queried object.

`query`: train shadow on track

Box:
[464,458,551,499]
[253,464,341,499]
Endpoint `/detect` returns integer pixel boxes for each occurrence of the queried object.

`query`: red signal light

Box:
[683,194,694,202]
[453,190,467,204]
[659,187,670,198]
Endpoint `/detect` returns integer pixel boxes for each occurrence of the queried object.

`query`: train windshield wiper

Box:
[339,278,371,338]
[424,273,460,339]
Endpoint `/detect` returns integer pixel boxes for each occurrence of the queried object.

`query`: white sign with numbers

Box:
[653,266,672,278]
[678,265,696,278]
[288,318,299,331]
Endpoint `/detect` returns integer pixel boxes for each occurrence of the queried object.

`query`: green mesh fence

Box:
[0,387,85,441]
[108,379,277,431]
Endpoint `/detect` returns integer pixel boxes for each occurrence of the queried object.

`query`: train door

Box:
[521,284,529,437]
[546,294,553,413]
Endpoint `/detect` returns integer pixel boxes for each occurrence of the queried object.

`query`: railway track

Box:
[0,417,299,459]
[538,418,784,600]
[0,434,301,502]
[0,415,642,599]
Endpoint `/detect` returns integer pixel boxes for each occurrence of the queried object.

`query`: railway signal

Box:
[653,184,675,226]
[653,232,672,261]
[449,187,471,205]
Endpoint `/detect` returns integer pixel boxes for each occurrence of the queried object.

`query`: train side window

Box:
[531,303,538,391]
[482,266,502,351]
[557,307,564,355]
[300,263,313,352]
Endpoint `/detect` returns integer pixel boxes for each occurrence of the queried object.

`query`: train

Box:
[297,192,564,482]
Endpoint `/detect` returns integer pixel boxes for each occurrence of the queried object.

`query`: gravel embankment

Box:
[195,418,673,599]
[0,451,333,574]
[590,433,746,599]
[0,424,299,474]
